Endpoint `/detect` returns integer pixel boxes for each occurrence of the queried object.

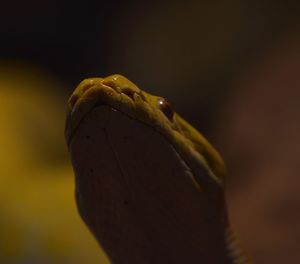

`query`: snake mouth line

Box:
[65,77,150,148]
[66,98,139,148]
[66,87,160,152]
[67,102,214,195]
[66,100,106,148]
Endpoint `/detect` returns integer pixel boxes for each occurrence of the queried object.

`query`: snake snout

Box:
[68,79,96,109]
[103,80,136,100]
[121,87,136,100]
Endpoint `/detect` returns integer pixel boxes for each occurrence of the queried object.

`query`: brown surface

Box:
[218,33,300,263]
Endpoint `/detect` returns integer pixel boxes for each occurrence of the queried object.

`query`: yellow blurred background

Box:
[0,62,110,263]
[0,1,299,263]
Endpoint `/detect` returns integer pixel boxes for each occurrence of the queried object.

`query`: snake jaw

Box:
[65,74,250,264]
[66,74,225,192]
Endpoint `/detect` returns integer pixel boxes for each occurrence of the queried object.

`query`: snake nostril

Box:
[122,87,135,100]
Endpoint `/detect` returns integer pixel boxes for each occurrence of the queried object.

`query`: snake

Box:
[65,74,249,263]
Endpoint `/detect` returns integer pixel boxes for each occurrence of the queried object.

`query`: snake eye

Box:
[157,98,174,121]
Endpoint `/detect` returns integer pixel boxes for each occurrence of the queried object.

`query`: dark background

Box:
[1,1,299,132]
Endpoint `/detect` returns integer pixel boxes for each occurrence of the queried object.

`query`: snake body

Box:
[65,75,248,263]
